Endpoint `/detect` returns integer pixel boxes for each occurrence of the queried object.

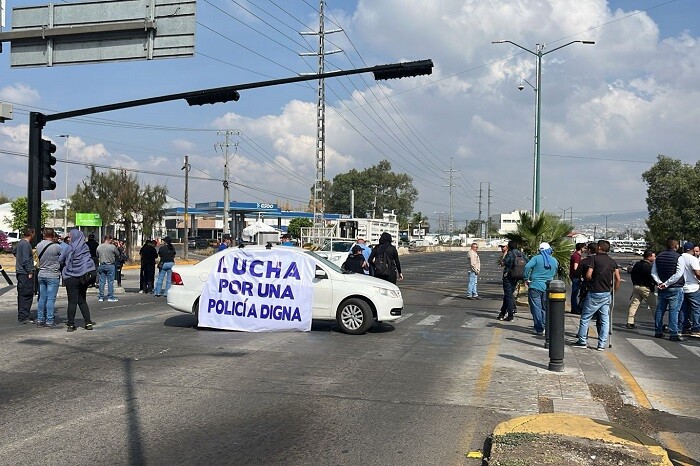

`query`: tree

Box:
[71,167,168,257]
[405,211,430,233]
[466,220,481,236]
[287,217,313,239]
[4,197,49,231]
[505,211,573,279]
[0,193,10,204]
[326,160,418,222]
[642,155,700,249]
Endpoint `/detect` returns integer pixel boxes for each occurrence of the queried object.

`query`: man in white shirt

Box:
[678,242,700,337]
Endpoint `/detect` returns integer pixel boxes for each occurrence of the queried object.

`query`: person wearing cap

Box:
[625,250,656,329]
[678,241,700,337]
[355,238,372,275]
[280,233,294,247]
[342,245,368,274]
[651,238,685,341]
[218,234,233,252]
[523,242,559,336]
[572,240,621,350]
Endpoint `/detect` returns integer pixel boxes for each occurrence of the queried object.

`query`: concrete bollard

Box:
[547,280,566,372]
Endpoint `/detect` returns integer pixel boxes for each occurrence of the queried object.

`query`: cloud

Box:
[0,83,40,105]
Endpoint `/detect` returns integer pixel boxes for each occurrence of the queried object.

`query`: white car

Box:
[166,245,403,334]
[314,240,356,268]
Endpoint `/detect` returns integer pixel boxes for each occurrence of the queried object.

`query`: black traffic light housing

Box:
[40,138,57,191]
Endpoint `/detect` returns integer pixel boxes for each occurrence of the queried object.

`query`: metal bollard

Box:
[547,280,566,372]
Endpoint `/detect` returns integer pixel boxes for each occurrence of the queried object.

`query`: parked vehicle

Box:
[166,245,403,334]
[314,240,356,267]
[187,236,210,249]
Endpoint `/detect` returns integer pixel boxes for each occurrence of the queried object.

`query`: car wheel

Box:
[192,298,200,328]
[336,298,373,335]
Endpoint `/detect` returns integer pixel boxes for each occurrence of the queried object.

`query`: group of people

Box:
[16,227,98,331]
[139,236,177,297]
[340,233,404,284]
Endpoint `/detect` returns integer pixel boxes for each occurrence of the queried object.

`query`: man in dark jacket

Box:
[342,245,368,274]
[498,240,522,322]
[651,238,685,340]
[15,227,36,323]
[139,239,158,294]
[625,250,656,329]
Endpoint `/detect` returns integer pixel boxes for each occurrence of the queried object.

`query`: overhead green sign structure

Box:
[75,212,102,227]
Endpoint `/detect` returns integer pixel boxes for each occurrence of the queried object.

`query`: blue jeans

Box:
[528,288,547,333]
[467,272,478,297]
[98,263,116,299]
[154,262,174,296]
[571,278,581,312]
[37,276,60,323]
[576,291,611,348]
[680,290,700,331]
[655,287,683,336]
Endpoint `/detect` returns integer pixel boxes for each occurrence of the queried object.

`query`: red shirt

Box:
[570,250,581,276]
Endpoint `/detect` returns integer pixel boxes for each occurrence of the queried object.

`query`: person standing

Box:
[497,241,522,322]
[280,233,294,246]
[139,239,158,294]
[369,232,403,284]
[114,239,128,287]
[569,243,585,314]
[86,234,99,271]
[154,236,176,297]
[651,238,685,341]
[217,234,232,252]
[572,240,621,351]
[625,250,657,329]
[96,235,120,302]
[524,242,559,336]
[36,228,63,328]
[677,242,700,337]
[15,227,36,324]
[355,238,372,275]
[466,242,481,299]
[59,229,96,332]
[342,245,368,274]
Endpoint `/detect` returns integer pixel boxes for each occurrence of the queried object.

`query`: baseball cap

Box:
[351,245,363,254]
[684,241,694,251]
[222,234,232,240]
[539,242,552,251]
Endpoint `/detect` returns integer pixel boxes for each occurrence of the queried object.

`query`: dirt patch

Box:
[488,432,665,466]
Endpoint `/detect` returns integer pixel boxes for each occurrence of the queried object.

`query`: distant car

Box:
[187,236,210,249]
[314,240,356,268]
[634,248,645,255]
[166,245,403,334]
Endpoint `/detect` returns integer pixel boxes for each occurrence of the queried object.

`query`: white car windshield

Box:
[320,241,354,252]
[305,250,345,273]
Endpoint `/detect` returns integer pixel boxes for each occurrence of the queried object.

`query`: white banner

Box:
[198,248,316,332]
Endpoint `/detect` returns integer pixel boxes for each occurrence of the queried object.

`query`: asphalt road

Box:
[1,250,698,465]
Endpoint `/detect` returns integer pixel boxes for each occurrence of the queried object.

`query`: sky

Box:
[0,0,698,229]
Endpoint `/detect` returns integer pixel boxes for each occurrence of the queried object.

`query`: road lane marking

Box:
[681,344,700,358]
[461,316,484,328]
[627,338,677,358]
[605,352,652,409]
[475,328,502,397]
[416,315,442,326]
[438,295,455,306]
[393,313,413,323]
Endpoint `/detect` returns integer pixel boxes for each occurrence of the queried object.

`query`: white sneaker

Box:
[107,297,119,302]
[98,298,104,302]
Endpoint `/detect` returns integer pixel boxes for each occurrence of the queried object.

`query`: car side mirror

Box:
[315,268,327,280]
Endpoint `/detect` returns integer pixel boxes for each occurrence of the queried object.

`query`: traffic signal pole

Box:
[28,112,44,245]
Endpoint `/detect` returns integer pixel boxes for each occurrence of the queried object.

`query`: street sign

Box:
[4,0,195,67]
[75,212,102,226]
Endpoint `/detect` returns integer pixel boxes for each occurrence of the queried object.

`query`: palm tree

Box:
[505,211,574,280]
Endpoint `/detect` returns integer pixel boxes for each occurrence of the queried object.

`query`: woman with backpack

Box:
[369,232,403,284]
[498,240,526,321]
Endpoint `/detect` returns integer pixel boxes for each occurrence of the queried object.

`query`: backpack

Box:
[509,252,527,280]
[373,249,393,276]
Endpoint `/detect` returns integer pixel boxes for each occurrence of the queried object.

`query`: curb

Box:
[488,413,671,465]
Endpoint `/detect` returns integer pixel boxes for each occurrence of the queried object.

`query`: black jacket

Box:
[342,254,366,274]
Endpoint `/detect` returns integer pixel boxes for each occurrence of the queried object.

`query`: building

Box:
[490,210,527,235]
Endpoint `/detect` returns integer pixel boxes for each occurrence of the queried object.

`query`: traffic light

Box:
[40,139,57,191]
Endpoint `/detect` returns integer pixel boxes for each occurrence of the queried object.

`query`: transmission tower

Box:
[443,158,458,233]
[300,0,341,228]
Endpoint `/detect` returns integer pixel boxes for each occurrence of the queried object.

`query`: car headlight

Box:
[373,286,401,299]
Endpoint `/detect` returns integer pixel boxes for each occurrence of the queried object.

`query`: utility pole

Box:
[478,183,484,238]
[443,158,458,234]
[181,156,190,260]
[300,0,342,232]
[487,182,492,241]
[216,130,236,237]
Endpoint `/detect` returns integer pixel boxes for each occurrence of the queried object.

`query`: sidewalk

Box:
[469,296,672,465]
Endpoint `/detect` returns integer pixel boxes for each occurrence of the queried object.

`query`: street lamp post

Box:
[492,39,594,216]
[601,214,613,239]
[58,134,70,233]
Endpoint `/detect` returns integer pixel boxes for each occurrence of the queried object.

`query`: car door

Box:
[312,264,334,319]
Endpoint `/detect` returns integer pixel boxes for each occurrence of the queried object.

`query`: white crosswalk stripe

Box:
[627,338,677,358]
[393,313,414,323]
[461,316,485,328]
[416,315,442,326]
[438,296,455,306]
[681,344,700,358]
